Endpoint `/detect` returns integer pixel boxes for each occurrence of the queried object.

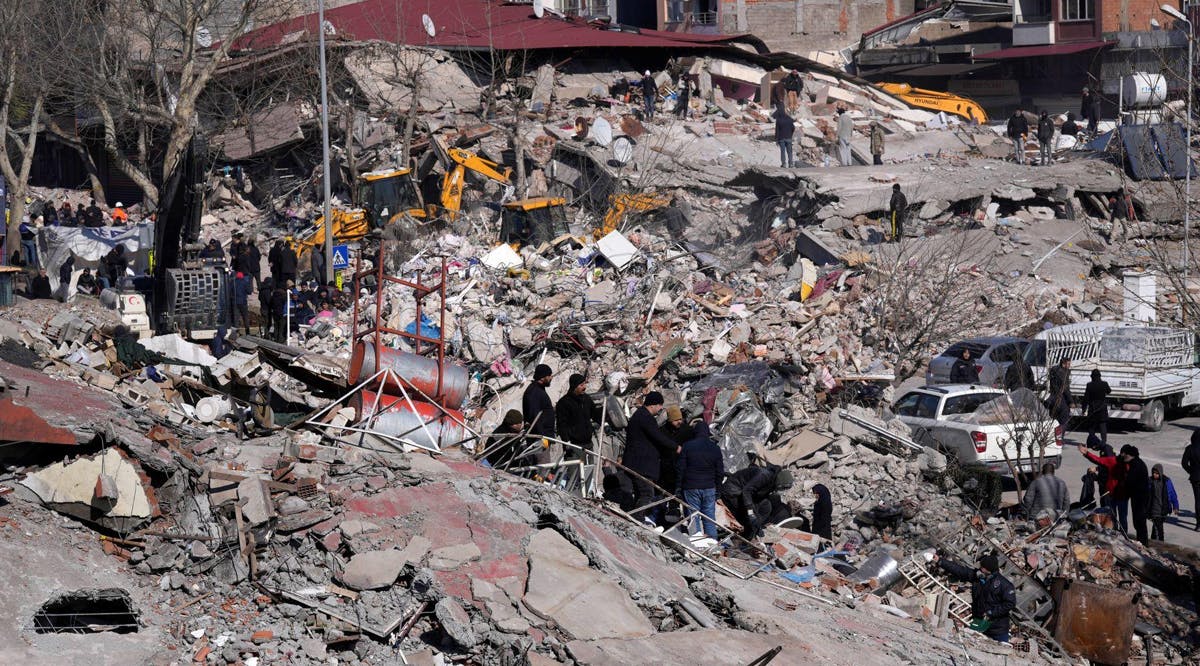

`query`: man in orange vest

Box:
[111,202,128,225]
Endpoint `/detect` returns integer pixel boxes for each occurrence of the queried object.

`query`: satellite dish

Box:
[612,136,634,165]
[195,26,213,48]
[589,116,613,147]
[533,0,545,19]
[422,14,437,38]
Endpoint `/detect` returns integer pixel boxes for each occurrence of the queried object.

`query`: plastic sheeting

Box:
[713,394,773,472]
[943,388,1051,425]
[38,225,150,296]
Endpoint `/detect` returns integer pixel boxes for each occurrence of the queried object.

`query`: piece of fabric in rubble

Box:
[713,394,773,473]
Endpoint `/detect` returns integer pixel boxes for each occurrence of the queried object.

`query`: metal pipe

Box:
[318,0,334,286]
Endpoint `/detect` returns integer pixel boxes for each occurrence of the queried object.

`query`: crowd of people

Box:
[483,366,835,552]
[1004,88,1100,167]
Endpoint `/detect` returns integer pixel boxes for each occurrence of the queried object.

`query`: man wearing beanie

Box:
[1121,444,1151,544]
[933,551,1016,643]
[1181,430,1200,530]
[557,374,600,469]
[622,391,679,524]
[660,405,694,503]
[522,364,556,449]
[483,410,526,468]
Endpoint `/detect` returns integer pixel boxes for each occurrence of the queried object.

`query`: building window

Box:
[1019,0,1052,22]
[1060,0,1094,21]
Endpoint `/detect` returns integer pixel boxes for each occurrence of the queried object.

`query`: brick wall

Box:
[719,0,913,53]
[1101,0,1183,33]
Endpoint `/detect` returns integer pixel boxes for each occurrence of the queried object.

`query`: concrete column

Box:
[795,0,804,36]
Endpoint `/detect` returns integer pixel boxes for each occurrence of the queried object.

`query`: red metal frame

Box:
[351,243,449,403]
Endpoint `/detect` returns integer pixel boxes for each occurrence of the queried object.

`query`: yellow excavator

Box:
[291,144,513,257]
[497,191,673,247]
[877,83,989,124]
[599,192,672,236]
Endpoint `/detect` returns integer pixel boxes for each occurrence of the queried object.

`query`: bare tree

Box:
[866,230,1004,384]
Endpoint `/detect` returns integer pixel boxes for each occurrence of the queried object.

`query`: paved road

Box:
[1056,415,1200,549]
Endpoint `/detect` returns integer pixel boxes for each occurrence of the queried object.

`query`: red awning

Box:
[975,40,1115,60]
[235,0,758,52]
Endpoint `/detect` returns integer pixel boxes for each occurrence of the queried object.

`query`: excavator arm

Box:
[438,147,513,220]
[599,192,672,235]
[877,82,989,124]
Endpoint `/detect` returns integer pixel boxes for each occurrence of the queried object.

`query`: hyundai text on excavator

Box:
[290,141,512,258]
[877,83,989,124]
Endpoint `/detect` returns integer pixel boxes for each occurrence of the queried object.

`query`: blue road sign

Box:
[331,244,350,270]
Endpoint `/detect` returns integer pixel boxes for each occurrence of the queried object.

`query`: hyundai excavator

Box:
[877,83,989,124]
[291,142,512,258]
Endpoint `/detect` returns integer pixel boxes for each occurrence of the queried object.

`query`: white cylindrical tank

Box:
[1121,72,1167,107]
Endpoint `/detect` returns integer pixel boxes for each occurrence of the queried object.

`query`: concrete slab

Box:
[568,628,812,665]
[522,529,654,641]
[338,550,408,591]
[16,448,157,532]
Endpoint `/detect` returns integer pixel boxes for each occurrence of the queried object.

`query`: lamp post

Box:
[318,0,334,286]
[1163,4,1193,278]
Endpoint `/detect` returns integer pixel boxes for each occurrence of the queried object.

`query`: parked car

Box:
[894,385,1062,475]
[926,337,1029,387]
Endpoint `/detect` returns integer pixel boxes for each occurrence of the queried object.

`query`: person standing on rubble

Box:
[674,76,692,120]
[869,121,885,166]
[781,69,802,114]
[232,271,252,334]
[836,107,854,166]
[811,483,833,541]
[720,462,794,542]
[522,363,556,452]
[556,373,599,464]
[1021,462,1069,520]
[1047,357,1072,427]
[641,71,657,121]
[1006,108,1029,165]
[676,422,723,539]
[950,347,980,384]
[887,184,906,242]
[932,552,1016,643]
[1081,87,1101,136]
[1180,431,1200,531]
[1083,369,1111,445]
[1149,464,1179,541]
[1121,444,1151,545]
[622,391,678,524]
[774,107,795,169]
[277,239,298,285]
[1036,110,1055,166]
[660,405,694,504]
[103,245,128,289]
[483,409,527,469]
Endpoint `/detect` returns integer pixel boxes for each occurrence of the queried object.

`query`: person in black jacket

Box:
[950,348,980,384]
[640,71,657,120]
[199,238,225,262]
[888,184,907,241]
[1081,87,1100,136]
[810,483,833,541]
[774,107,795,168]
[660,405,694,502]
[1007,108,1029,164]
[622,391,677,522]
[1073,466,1098,510]
[1047,357,1072,426]
[1121,444,1151,545]
[103,245,129,288]
[556,373,598,461]
[29,268,52,299]
[933,552,1016,643]
[781,69,802,112]
[676,422,724,539]
[1061,112,1080,137]
[1037,110,1055,165]
[1004,354,1034,391]
[522,364,556,446]
[1181,430,1200,531]
[1083,369,1111,445]
[483,410,527,469]
[720,464,794,540]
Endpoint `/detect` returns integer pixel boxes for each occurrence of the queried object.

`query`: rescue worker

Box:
[720,462,793,541]
[933,552,1017,643]
[111,202,128,225]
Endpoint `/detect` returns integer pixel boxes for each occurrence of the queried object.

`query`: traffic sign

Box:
[331,244,350,270]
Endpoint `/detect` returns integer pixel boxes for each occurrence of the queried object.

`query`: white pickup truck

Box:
[1030,322,1200,431]
[893,385,1063,475]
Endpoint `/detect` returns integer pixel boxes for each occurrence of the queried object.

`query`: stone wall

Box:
[1101,0,1179,33]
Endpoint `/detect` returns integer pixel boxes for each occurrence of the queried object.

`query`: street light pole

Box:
[318,0,334,286]
[1163,4,1193,278]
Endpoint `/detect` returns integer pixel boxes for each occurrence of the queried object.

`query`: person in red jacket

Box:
[1079,443,1127,533]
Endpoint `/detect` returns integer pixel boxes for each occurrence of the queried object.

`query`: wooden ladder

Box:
[897,557,973,626]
